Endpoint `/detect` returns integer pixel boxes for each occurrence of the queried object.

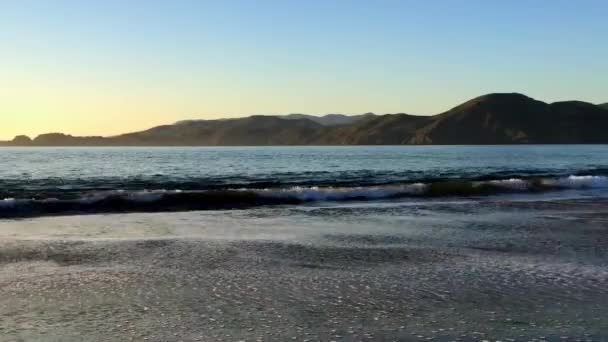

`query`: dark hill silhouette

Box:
[317,113,431,144]
[115,115,323,145]
[33,133,107,146]
[408,93,608,144]
[12,135,32,145]
[282,113,376,126]
[599,103,608,110]
[3,93,608,146]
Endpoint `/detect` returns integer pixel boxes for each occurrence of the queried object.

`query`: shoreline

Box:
[1,199,607,341]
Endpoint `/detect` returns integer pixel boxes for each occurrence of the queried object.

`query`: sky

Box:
[1,0,607,139]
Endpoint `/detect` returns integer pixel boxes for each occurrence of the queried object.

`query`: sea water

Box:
[0,145,607,217]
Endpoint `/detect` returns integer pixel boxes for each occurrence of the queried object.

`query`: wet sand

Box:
[0,199,607,341]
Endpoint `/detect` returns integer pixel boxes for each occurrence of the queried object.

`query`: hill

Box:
[316,113,431,144]
[282,113,376,126]
[407,93,608,144]
[114,116,323,145]
[4,93,608,146]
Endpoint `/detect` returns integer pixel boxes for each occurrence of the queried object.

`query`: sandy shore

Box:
[1,200,607,341]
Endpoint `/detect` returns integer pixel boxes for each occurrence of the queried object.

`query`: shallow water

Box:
[0,196,607,341]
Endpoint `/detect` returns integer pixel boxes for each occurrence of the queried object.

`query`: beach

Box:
[4,0,608,339]
[1,197,607,341]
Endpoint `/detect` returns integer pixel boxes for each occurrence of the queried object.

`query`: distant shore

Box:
[2,93,608,146]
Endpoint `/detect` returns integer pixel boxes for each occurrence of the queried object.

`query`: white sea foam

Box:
[1,175,607,218]
[543,175,608,189]
[255,183,428,201]
[255,175,608,201]
[487,178,530,190]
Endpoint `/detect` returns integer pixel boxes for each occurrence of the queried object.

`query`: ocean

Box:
[1,146,607,340]
[2,145,608,217]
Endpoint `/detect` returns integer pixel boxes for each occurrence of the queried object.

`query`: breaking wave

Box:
[0,175,607,218]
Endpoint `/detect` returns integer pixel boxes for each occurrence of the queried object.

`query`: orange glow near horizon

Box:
[2,1,605,140]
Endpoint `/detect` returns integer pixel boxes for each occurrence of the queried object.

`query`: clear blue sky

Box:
[1,0,607,138]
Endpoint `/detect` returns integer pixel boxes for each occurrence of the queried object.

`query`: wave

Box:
[0,175,607,218]
[3,167,608,200]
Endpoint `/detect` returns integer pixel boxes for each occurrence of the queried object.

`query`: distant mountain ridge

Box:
[282,113,376,126]
[173,112,376,127]
[4,93,608,146]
